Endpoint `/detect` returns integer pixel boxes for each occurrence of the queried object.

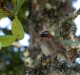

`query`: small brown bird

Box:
[38,31,76,63]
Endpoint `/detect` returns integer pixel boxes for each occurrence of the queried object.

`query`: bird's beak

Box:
[36,35,41,43]
[37,35,41,38]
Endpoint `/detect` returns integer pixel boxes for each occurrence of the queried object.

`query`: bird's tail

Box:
[63,48,78,65]
[68,48,78,62]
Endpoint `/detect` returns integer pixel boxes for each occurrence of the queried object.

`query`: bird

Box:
[38,31,77,63]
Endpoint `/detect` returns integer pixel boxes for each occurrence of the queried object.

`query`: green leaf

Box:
[0,41,2,49]
[0,35,16,47]
[0,8,9,19]
[11,16,24,40]
[11,0,25,16]
[12,0,16,9]
[0,0,3,3]
[61,40,80,45]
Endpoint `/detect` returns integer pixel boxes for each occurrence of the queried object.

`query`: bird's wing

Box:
[51,36,67,55]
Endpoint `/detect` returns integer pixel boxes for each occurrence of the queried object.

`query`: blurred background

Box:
[0,0,80,75]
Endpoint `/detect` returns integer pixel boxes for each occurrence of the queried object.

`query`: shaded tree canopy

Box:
[0,0,80,75]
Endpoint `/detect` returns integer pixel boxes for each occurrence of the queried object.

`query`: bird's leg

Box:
[42,54,57,66]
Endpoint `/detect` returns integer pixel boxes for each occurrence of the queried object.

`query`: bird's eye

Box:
[40,31,50,37]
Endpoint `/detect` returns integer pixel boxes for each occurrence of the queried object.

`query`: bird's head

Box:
[40,31,52,37]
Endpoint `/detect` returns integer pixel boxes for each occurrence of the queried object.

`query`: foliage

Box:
[0,0,80,75]
[0,0,25,75]
[0,0,25,49]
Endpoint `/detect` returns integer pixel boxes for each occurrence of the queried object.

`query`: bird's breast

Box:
[39,37,55,56]
[40,44,52,56]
